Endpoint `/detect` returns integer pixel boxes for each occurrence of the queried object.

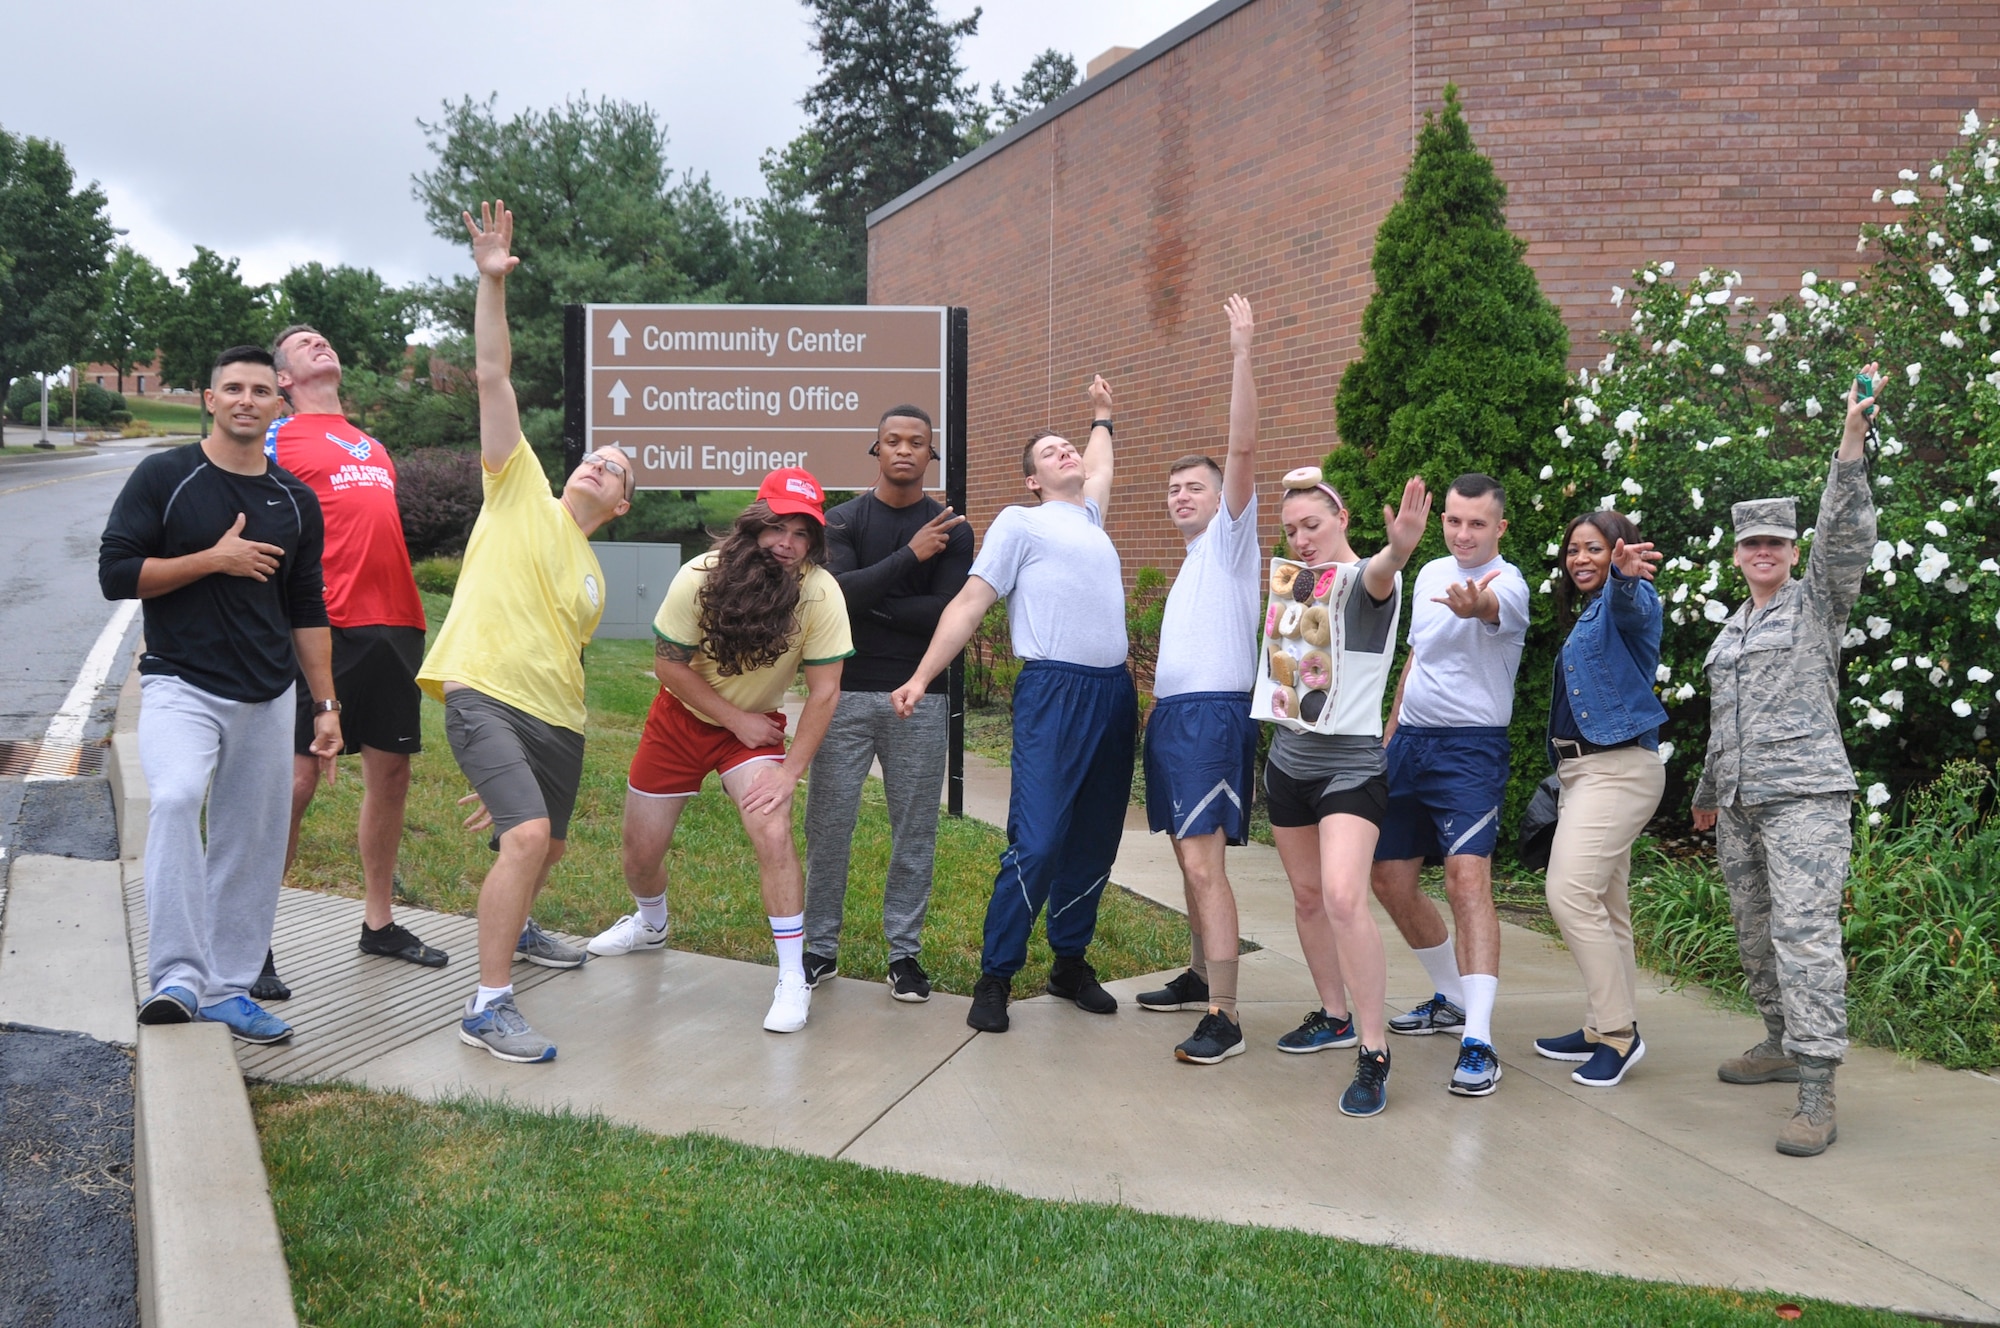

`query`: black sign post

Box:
[563,303,586,477]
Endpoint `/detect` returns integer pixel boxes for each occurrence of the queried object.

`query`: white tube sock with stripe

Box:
[770,913,805,981]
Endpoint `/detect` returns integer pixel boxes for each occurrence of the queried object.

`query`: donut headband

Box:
[1282,465,1344,514]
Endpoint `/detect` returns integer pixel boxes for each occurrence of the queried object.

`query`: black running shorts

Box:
[294,625,426,758]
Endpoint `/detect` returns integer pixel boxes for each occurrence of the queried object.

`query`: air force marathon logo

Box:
[330,432,375,461]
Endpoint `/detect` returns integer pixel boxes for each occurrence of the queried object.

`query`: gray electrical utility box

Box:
[591,541,682,640]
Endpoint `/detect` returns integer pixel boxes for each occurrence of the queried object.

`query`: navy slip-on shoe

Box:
[1572,1035,1646,1087]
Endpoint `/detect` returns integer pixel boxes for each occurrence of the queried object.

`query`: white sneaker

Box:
[585,912,669,957]
[763,972,811,1033]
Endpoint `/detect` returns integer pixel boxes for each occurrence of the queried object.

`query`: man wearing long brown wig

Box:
[589,467,853,1034]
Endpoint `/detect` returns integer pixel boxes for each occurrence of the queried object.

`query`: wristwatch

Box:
[1092,417,1114,435]
[313,698,342,714]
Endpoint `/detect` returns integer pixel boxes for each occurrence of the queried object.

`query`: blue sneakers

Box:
[138,986,197,1025]
[1572,1034,1646,1087]
[197,995,294,1044]
[1339,1046,1391,1117]
[1275,1008,1359,1053]
[1533,1028,1598,1062]
[1449,1039,1503,1096]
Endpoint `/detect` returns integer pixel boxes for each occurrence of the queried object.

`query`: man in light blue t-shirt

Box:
[893,376,1136,1035]
[1371,474,1529,1099]
[1133,295,1264,1068]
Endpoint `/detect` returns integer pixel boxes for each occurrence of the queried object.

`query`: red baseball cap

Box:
[757,466,826,525]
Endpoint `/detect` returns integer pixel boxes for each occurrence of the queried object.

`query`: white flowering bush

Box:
[1526,109,2000,801]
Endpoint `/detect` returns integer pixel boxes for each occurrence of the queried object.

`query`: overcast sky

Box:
[1,0,1209,289]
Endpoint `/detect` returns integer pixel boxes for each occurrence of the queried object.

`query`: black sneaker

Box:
[1388,993,1465,1036]
[1275,1007,1358,1053]
[1174,1011,1245,1065]
[1138,969,1209,1012]
[887,956,932,1003]
[968,972,1011,1032]
[1047,955,1117,1014]
[802,951,838,988]
[1339,1046,1392,1117]
[359,921,449,968]
[250,949,291,1003]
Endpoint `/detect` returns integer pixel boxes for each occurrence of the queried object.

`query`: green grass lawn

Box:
[286,595,1189,995]
[124,396,204,430]
[253,1084,1903,1328]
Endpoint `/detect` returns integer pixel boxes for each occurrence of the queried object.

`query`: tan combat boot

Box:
[1718,1033,1800,1085]
[1775,1056,1838,1156]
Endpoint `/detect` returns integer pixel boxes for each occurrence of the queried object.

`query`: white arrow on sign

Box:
[608,319,630,355]
[609,380,631,416]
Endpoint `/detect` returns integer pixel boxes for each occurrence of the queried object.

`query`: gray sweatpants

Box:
[803,690,947,961]
[138,674,294,1005]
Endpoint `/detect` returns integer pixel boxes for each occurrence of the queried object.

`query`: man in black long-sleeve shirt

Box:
[802,405,972,1000]
[99,346,343,1044]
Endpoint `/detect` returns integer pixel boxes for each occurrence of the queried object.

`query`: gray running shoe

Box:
[1388,993,1465,1037]
[515,918,587,969]
[459,994,556,1063]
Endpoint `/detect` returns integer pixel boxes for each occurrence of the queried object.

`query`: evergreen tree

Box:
[966,49,1078,147]
[0,129,116,446]
[1326,86,1572,833]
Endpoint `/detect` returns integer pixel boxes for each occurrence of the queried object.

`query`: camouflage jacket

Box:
[1694,456,1875,808]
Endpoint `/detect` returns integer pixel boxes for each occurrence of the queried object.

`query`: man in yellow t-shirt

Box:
[586,467,852,1035]
[419,201,631,1065]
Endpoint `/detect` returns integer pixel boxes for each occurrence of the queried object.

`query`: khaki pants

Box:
[1545,746,1665,1039]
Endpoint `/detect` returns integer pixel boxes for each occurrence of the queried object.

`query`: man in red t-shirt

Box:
[256,324,444,993]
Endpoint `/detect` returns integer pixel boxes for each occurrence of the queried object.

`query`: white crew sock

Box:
[1461,973,1499,1047]
[1414,939,1465,1005]
[470,983,513,1015]
[770,913,805,980]
[635,892,668,933]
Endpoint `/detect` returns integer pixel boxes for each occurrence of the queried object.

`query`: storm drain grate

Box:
[0,739,108,779]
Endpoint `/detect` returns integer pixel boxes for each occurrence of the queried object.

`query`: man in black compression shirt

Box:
[801,405,972,1001]
[99,346,343,1045]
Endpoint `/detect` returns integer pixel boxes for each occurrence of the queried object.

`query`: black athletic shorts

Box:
[442,687,586,846]
[294,625,426,757]
[1264,763,1390,829]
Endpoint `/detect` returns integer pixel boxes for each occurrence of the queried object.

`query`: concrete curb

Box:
[112,653,300,1327]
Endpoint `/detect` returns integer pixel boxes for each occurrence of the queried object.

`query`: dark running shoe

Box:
[887,956,932,1003]
[359,921,449,968]
[1339,1046,1392,1118]
[1174,1011,1245,1065]
[1138,969,1209,1012]
[1388,993,1465,1037]
[1047,955,1117,1014]
[1276,1007,1358,1054]
[802,951,838,989]
[1572,1034,1646,1088]
[1534,1028,1598,1062]
[250,949,291,1003]
[968,972,1011,1032]
[1448,1039,1503,1097]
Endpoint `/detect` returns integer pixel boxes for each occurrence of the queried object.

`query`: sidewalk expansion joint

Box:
[831,1024,980,1162]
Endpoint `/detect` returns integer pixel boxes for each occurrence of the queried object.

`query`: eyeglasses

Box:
[582,453,629,480]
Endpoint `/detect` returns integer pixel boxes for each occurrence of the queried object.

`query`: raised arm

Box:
[1362,476,1431,602]
[1221,295,1257,520]
[1081,375,1115,514]
[890,575,1000,717]
[1806,365,1881,624]
[464,201,523,472]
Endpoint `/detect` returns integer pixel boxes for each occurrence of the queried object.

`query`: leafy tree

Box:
[278,262,415,375]
[0,128,116,446]
[154,247,277,427]
[968,48,1077,146]
[89,245,169,395]
[734,133,855,306]
[797,0,985,300]
[1325,86,1571,831]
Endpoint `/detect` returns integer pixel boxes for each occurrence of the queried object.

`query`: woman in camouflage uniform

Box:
[1692,367,1879,1158]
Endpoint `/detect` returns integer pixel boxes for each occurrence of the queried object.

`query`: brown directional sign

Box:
[583,305,948,490]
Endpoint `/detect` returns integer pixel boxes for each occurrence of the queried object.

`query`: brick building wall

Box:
[868,0,2000,582]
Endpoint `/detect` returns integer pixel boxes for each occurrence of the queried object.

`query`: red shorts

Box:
[628,690,787,797]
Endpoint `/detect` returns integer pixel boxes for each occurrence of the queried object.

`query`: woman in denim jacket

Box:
[1532,509,1667,1088]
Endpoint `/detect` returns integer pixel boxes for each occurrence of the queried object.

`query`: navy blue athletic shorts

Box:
[1373,725,1511,861]
[1143,691,1257,845]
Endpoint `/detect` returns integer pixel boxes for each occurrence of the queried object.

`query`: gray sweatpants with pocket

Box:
[138,674,295,1005]
[803,691,947,961]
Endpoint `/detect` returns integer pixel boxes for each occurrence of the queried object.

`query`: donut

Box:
[1272,564,1300,597]
[1292,571,1316,603]
[1314,569,1339,601]
[1270,685,1296,719]
[1265,603,1283,637]
[1269,650,1298,688]
[1300,605,1331,646]
[1282,465,1325,491]
[1299,689,1328,724]
[1300,651,1331,689]
[1278,603,1304,637]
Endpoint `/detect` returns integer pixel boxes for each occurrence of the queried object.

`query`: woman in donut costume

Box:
[1255,465,1430,1118]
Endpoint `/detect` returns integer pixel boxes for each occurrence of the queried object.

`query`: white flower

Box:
[1621,476,1644,497]
[1981,267,1998,286]
[1539,464,1554,480]
[1842,627,1867,648]
[1964,109,1983,137]
[1884,567,1898,580]
[1574,396,1599,422]
[1918,655,1934,669]
[1555,424,1575,447]
[1797,360,1813,374]
[1708,526,1724,549]
[1703,599,1729,622]
[1915,544,1952,583]
[1660,260,1676,275]
[1546,542,1560,557]
[1600,352,1617,374]
[1802,271,1818,286]
[1841,281,1857,294]
[1864,708,1892,729]
[1954,698,1975,718]
[1704,289,1730,306]
[1948,292,1971,318]
[1930,230,1949,249]
[1899,168,1920,181]
[1538,579,1552,594]
[1975,236,1995,254]
[1947,576,1971,594]
[1866,615,1891,638]
[1602,439,1624,463]
[1892,656,1910,670]
[1873,187,1885,202]
[1867,811,1883,827]
[1896,539,1916,558]
[1671,583,1689,603]
[1882,689,1906,711]
[1969,666,1995,683]
[1690,486,1705,509]
[1643,269,1658,284]
[1610,285,1625,307]
[1768,312,1789,336]
[1931,264,1956,289]
[1907,362,1923,386]
[1599,494,1617,511]
[1942,500,1961,512]
[1866,782,1891,807]
[1675,683,1698,703]
[1656,663,1673,683]
[1657,741,1676,763]
[1614,407,1643,435]
[1745,344,1768,366]
[1870,541,1894,571]
[1804,397,1823,418]
[1892,189,1919,206]
[1710,363,1726,376]
[1926,519,1950,537]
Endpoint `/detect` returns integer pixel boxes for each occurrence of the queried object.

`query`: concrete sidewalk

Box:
[128,745,2000,1323]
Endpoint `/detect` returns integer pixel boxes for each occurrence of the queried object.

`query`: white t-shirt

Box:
[1397,553,1529,729]
[970,497,1127,667]
[1154,493,1260,698]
